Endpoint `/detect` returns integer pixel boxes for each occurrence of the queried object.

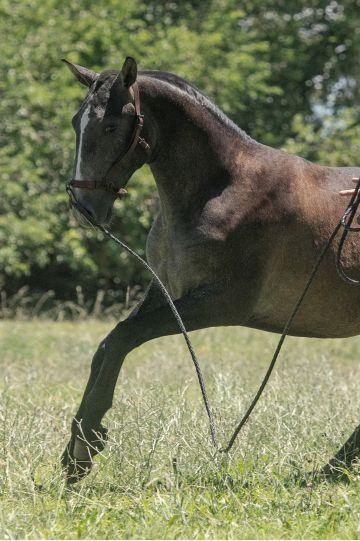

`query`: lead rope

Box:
[97,223,219,448]
[68,181,360,453]
[67,188,218,448]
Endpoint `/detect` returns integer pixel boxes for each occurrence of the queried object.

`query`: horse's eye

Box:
[105,125,117,134]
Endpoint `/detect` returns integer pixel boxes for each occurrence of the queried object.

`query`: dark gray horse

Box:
[62,56,360,482]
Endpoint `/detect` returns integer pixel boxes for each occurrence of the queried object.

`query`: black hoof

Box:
[319,461,352,483]
[61,424,108,484]
[301,461,354,486]
[63,453,94,485]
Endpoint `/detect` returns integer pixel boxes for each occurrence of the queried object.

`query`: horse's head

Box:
[64,57,150,225]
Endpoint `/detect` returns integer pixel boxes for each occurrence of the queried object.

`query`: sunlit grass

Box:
[1,320,360,539]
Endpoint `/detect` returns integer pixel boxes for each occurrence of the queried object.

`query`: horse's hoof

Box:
[64,454,94,485]
[300,462,353,485]
[61,425,108,484]
[318,462,352,482]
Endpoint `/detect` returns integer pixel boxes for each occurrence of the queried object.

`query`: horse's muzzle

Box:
[67,185,114,227]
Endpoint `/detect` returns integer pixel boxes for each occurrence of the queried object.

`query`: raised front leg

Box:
[62,282,226,483]
[61,280,165,480]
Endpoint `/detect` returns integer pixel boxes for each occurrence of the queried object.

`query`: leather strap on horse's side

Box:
[67,81,150,199]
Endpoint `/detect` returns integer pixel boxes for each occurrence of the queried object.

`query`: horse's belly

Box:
[146,214,360,338]
[251,260,360,338]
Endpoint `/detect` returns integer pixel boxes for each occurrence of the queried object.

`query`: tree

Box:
[0,0,359,311]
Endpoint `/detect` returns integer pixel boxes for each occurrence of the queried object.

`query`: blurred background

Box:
[1,0,359,318]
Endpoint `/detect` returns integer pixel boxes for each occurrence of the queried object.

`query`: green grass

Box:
[1,319,360,539]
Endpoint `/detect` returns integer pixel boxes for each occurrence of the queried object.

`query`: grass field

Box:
[1,319,360,539]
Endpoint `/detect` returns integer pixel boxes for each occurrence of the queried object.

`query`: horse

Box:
[62,56,360,482]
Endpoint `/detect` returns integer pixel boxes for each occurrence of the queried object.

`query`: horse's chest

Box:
[146,216,223,298]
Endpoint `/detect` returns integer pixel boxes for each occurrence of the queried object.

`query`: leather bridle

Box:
[67,82,151,200]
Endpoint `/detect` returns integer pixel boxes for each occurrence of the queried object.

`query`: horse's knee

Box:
[104,318,143,354]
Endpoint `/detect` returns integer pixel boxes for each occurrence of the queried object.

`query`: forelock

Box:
[85,69,125,119]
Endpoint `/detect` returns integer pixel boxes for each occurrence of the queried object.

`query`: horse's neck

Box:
[139,76,253,224]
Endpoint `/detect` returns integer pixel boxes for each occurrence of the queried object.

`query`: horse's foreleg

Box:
[61,280,166,477]
[73,280,163,406]
[62,283,223,483]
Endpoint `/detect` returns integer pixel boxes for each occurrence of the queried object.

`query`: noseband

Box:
[67,82,151,200]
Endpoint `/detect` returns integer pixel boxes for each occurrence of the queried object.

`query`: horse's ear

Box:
[121,56,137,88]
[62,59,98,87]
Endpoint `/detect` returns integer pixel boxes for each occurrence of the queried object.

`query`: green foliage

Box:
[284,108,360,165]
[0,0,359,304]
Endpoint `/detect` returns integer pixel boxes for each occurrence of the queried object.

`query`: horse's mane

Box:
[140,69,253,141]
